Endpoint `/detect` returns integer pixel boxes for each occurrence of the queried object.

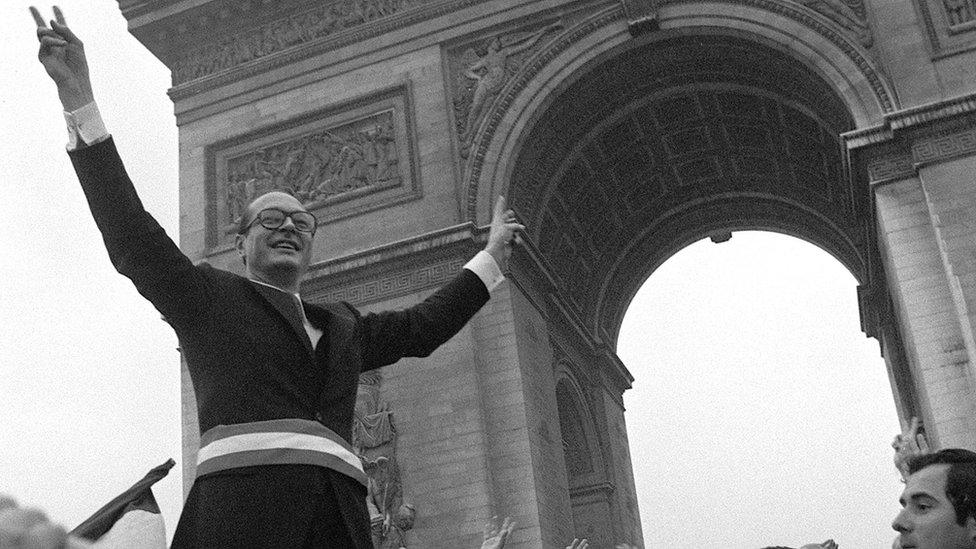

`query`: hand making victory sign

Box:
[30,5,94,112]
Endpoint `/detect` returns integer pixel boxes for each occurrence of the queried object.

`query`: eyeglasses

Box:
[241,208,317,235]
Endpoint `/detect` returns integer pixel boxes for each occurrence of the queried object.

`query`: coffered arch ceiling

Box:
[507,32,869,346]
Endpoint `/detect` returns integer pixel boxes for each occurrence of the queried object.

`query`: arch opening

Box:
[504,32,871,343]
[616,232,900,548]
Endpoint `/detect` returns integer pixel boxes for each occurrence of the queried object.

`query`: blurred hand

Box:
[799,540,838,549]
[29,6,94,111]
[0,494,92,549]
[481,516,516,549]
[566,539,588,549]
[484,196,525,272]
[893,416,930,481]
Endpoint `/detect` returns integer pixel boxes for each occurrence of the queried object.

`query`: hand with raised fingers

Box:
[893,416,930,481]
[481,516,516,549]
[565,538,588,549]
[484,196,526,272]
[29,5,94,111]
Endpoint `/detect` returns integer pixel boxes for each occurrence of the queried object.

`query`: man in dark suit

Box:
[31,7,524,547]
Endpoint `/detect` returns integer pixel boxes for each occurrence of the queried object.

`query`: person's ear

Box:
[235,233,247,267]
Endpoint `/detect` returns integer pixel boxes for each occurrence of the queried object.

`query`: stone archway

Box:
[479,19,906,547]
[120,0,976,545]
[503,31,866,345]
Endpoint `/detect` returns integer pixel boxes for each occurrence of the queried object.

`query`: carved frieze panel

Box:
[854,103,976,185]
[447,19,567,159]
[913,125,976,165]
[914,0,976,57]
[790,0,873,47]
[306,257,466,306]
[207,86,419,251]
[169,0,487,86]
[864,142,915,185]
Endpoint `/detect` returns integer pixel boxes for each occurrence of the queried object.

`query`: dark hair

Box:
[908,448,976,525]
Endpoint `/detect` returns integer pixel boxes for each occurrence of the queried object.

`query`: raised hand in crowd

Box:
[614,544,640,549]
[566,538,588,549]
[29,6,94,112]
[0,494,91,549]
[799,540,838,549]
[480,516,516,549]
[892,416,930,481]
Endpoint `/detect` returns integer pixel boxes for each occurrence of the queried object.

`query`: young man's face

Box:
[893,464,976,549]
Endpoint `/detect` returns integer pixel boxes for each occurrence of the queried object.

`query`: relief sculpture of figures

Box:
[223,113,400,227]
[454,22,563,158]
[792,0,873,46]
[173,0,422,83]
[352,371,414,548]
[943,0,976,27]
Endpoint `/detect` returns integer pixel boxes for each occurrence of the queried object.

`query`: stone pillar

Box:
[850,94,976,449]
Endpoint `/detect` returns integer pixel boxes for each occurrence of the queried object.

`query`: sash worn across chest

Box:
[196,419,367,486]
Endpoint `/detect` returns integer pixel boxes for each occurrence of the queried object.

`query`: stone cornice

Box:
[301,222,486,306]
[846,92,976,149]
[845,91,976,185]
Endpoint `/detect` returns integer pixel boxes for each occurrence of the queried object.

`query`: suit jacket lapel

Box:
[249,280,314,358]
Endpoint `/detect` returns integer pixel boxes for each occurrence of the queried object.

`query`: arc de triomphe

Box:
[119,0,976,546]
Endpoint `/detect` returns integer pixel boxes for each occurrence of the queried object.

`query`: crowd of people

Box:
[6,417,976,548]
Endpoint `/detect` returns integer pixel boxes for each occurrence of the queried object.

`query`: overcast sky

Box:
[2,2,903,548]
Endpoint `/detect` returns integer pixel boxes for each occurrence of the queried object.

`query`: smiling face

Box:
[234,191,314,291]
[893,464,976,549]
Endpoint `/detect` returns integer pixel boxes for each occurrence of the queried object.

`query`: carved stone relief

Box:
[449,22,564,158]
[173,0,430,84]
[943,0,976,28]
[224,111,399,225]
[790,0,873,47]
[353,370,415,548]
[209,88,418,251]
[914,0,976,57]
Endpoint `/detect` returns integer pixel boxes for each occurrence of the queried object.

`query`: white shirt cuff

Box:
[464,250,505,292]
[64,101,109,150]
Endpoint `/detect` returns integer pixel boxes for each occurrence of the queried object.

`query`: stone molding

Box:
[462,0,892,220]
[312,257,467,306]
[847,91,976,185]
[913,0,976,59]
[302,222,485,306]
[147,0,487,97]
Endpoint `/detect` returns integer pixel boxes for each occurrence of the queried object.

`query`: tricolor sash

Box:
[196,419,367,486]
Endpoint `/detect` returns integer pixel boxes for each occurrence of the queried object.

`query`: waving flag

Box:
[69,459,173,549]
